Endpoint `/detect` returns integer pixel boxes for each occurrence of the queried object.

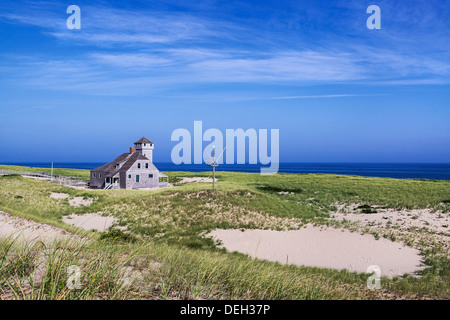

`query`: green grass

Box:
[0,167,449,299]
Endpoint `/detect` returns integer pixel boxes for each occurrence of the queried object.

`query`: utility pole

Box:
[205,146,225,190]
[206,146,219,189]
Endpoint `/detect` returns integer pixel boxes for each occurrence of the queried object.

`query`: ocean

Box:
[2,162,450,180]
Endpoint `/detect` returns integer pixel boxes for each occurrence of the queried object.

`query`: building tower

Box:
[134,137,154,162]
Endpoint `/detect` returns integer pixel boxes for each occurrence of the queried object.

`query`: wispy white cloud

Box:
[2,46,449,97]
[187,51,365,82]
[0,104,57,117]
[90,53,172,69]
[1,3,235,46]
[269,94,389,100]
[1,0,449,96]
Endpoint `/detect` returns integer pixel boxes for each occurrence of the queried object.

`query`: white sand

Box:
[331,206,449,234]
[0,211,76,244]
[50,192,69,200]
[50,193,93,207]
[68,197,93,207]
[178,177,218,184]
[207,225,424,277]
[62,213,118,232]
[20,176,89,189]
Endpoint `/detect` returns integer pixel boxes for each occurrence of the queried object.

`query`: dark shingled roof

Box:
[91,153,131,173]
[134,137,154,144]
[117,152,149,173]
[91,152,158,178]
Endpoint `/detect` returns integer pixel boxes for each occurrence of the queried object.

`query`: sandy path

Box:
[62,213,118,232]
[0,211,79,245]
[207,225,424,277]
[50,193,93,207]
[178,177,218,184]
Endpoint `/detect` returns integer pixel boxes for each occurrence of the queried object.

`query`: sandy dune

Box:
[207,225,424,277]
[50,193,93,207]
[178,177,218,184]
[1,208,426,279]
[62,213,118,232]
[0,211,76,244]
[331,206,449,234]
[50,192,69,200]
[0,210,113,245]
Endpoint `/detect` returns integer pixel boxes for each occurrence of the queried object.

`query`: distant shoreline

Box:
[1,162,450,181]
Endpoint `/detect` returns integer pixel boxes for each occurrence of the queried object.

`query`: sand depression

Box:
[207,225,424,277]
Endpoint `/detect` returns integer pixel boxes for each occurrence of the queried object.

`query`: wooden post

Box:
[206,146,218,190]
[212,146,215,189]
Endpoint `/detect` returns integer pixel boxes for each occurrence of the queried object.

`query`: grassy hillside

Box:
[0,164,90,180]
[0,168,449,299]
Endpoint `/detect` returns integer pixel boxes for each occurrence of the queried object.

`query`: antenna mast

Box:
[205,146,219,189]
[205,145,226,190]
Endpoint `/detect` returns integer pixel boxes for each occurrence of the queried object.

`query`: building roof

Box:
[134,137,154,144]
[117,152,149,173]
[91,153,132,172]
[91,152,160,177]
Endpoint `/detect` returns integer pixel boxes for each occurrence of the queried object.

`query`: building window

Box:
[149,174,153,178]
[99,174,102,178]
[136,175,140,183]
[144,143,146,146]
[93,173,96,178]
[138,163,141,169]
[145,163,148,169]
[128,175,131,179]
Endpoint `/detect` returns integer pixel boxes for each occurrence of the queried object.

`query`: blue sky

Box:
[0,0,449,163]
